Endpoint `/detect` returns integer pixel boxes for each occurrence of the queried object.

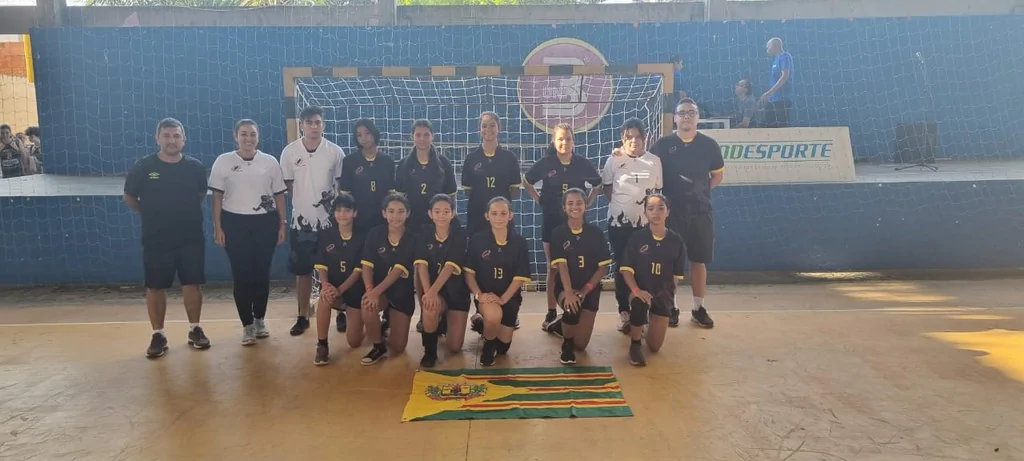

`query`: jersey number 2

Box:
[420,183,427,195]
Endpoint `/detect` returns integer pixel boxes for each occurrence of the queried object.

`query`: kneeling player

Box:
[313,193,366,365]
[414,194,471,368]
[464,197,531,367]
[619,194,687,366]
[549,188,612,364]
[359,193,417,365]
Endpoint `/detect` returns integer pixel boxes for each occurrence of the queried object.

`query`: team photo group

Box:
[122,97,725,369]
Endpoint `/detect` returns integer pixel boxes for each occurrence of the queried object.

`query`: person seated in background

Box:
[25,127,42,174]
[732,79,759,129]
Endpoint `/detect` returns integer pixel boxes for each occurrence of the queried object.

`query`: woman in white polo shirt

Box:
[210,119,288,345]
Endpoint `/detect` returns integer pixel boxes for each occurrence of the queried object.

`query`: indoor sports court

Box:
[1,280,1022,459]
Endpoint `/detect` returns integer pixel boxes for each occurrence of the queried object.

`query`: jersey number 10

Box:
[650,262,662,275]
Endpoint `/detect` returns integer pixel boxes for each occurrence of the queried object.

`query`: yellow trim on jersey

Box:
[394,264,410,278]
[569,227,583,235]
[652,232,665,241]
[597,259,613,267]
[549,258,568,268]
[314,264,329,271]
[352,267,363,273]
[619,266,635,274]
[513,276,532,283]
[435,233,448,243]
[674,275,686,280]
[445,261,463,275]
[361,260,375,269]
[414,259,429,267]
[710,167,725,174]
[463,267,476,274]
[463,186,473,190]
[509,185,520,190]
[484,151,496,157]
[339,189,352,194]
[496,239,507,246]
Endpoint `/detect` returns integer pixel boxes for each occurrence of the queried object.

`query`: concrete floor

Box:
[0,279,1022,460]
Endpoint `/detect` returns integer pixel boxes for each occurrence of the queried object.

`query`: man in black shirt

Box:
[124,118,211,359]
[650,99,725,329]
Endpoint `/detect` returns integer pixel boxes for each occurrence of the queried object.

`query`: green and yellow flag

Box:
[401,366,633,422]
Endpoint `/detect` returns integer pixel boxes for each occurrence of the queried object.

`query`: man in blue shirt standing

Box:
[760,37,793,128]
[670,54,687,100]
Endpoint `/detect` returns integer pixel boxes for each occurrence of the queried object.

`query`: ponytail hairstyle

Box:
[429,193,463,229]
[546,122,573,157]
[405,119,445,177]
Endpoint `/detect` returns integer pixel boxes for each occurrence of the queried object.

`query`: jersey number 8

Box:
[370,181,376,192]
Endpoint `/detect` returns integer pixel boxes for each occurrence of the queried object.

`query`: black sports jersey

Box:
[413,225,470,298]
[123,153,208,248]
[360,225,416,300]
[650,132,725,214]
[395,148,458,229]
[339,152,396,231]
[464,231,531,302]
[462,146,521,217]
[620,228,687,308]
[549,223,613,291]
[523,154,601,216]
[313,228,366,287]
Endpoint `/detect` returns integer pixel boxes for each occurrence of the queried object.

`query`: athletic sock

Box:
[693,297,704,311]
[317,338,328,346]
[189,323,200,332]
[630,339,642,346]
[154,329,167,337]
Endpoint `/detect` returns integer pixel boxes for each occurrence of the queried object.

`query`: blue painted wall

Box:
[29,15,1024,176]
[3,182,1024,285]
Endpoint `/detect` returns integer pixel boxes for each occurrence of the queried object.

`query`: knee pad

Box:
[495,339,511,355]
[629,297,650,327]
[561,309,581,326]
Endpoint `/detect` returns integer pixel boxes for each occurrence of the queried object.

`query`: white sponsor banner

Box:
[702,127,856,185]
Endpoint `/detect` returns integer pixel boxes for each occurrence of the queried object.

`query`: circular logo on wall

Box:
[518,38,614,134]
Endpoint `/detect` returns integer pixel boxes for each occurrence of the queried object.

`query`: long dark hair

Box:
[404,119,444,177]
[545,122,573,157]
[428,193,462,230]
[352,118,380,150]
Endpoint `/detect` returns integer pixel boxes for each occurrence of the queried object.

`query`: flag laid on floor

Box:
[401,366,633,422]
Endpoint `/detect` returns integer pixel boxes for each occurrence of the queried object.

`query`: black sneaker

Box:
[629,341,646,367]
[146,333,168,358]
[290,316,310,336]
[415,317,424,333]
[336,312,347,333]
[547,318,564,339]
[691,306,714,329]
[559,340,576,365]
[541,310,558,331]
[314,343,329,366]
[470,313,484,334]
[420,351,437,368]
[187,326,211,350]
[514,317,521,330]
[480,339,497,367]
[361,343,387,365]
[669,308,681,328]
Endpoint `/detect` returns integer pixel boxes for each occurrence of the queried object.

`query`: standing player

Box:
[359,193,417,365]
[414,194,470,368]
[461,112,521,235]
[394,119,458,232]
[650,99,723,329]
[209,119,287,345]
[602,118,662,333]
[313,193,366,366]
[123,117,211,358]
[619,194,688,366]
[464,197,532,367]
[523,123,601,333]
[338,118,395,333]
[281,105,345,336]
[548,188,613,365]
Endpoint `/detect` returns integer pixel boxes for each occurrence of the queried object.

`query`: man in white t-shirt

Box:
[601,118,663,333]
[280,105,345,336]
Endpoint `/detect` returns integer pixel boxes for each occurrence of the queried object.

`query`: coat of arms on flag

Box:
[401,366,633,422]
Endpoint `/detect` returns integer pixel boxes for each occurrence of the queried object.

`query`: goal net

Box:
[293,71,665,284]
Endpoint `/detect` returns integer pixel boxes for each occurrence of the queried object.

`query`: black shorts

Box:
[386,292,417,317]
[554,286,601,312]
[474,297,522,328]
[143,240,206,289]
[288,229,319,276]
[441,289,472,312]
[542,213,565,243]
[650,297,673,318]
[669,212,715,264]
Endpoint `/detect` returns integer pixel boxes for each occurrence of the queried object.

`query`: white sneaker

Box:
[618,311,631,334]
[253,318,270,338]
[241,324,257,346]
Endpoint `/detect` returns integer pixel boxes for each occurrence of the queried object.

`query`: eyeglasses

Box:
[675,110,699,118]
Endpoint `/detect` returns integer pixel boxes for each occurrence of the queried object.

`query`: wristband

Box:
[631,287,639,295]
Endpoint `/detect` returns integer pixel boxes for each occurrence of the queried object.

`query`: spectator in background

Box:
[670,55,687,100]
[25,127,41,174]
[732,79,759,128]
[0,124,31,178]
[760,37,794,128]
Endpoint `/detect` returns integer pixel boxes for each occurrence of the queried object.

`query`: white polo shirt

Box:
[601,151,663,228]
[209,150,287,215]
[280,137,345,232]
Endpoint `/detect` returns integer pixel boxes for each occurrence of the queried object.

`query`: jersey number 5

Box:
[339,261,347,272]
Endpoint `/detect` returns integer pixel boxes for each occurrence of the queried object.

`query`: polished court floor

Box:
[1,278,1022,460]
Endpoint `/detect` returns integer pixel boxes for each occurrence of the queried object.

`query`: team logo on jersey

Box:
[231,165,242,172]
[294,158,305,167]
[562,241,571,250]
[518,37,613,134]
[481,250,492,260]
[314,191,334,211]
[148,172,160,180]
[253,195,275,213]
[639,244,649,254]
[427,243,434,251]
[355,166,364,175]
[378,246,387,255]
[474,162,483,171]
[326,244,336,253]
[547,170,557,178]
